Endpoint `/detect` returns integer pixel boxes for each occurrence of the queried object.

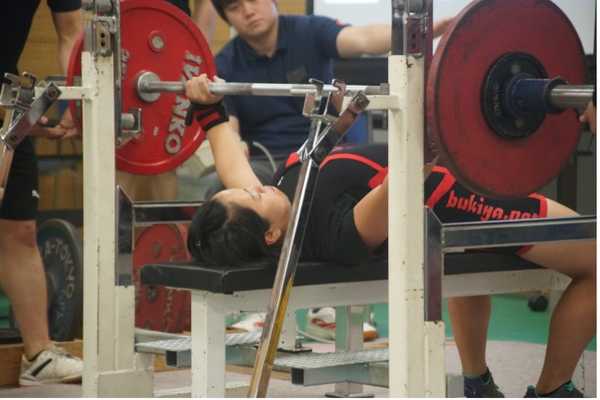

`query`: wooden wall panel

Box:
[19,6,59,80]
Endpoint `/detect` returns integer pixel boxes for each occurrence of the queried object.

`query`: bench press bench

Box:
[139,251,570,397]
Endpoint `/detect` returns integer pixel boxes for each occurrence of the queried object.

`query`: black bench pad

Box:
[140,252,542,294]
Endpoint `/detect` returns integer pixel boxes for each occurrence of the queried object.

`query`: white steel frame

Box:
[387,54,434,396]
[191,281,388,397]
[61,47,488,398]
[52,34,404,397]
[77,45,153,397]
[182,268,567,397]
[56,12,575,399]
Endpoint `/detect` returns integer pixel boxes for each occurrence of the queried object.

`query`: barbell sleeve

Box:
[549,85,594,110]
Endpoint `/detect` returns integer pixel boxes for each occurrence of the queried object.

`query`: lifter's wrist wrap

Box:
[185,100,229,131]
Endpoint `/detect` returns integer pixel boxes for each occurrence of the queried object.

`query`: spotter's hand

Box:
[30,110,79,140]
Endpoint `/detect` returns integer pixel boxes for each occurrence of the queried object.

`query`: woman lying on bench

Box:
[185,75,595,398]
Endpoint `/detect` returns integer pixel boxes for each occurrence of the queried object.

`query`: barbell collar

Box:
[507,77,593,116]
[506,77,567,116]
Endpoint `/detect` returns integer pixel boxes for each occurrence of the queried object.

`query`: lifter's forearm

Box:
[207,123,262,190]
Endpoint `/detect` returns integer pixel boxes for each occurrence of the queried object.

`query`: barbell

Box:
[67,0,593,197]
[10,219,85,342]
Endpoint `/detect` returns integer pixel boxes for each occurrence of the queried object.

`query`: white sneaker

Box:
[305,307,378,342]
[19,345,83,386]
[230,312,266,332]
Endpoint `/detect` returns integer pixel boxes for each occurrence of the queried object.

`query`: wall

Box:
[313,0,596,54]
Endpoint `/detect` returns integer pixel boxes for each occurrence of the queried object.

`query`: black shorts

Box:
[426,166,547,255]
[0,136,39,220]
[327,166,547,263]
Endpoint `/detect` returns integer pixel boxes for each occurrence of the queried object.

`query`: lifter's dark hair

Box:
[187,199,277,266]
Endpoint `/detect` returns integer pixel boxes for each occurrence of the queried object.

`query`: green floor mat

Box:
[0,295,10,328]
[370,295,596,351]
[0,295,8,318]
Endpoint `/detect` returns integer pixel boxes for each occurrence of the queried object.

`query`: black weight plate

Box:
[37,219,83,341]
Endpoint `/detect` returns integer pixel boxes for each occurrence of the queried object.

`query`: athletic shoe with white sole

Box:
[305,307,378,342]
[19,345,83,386]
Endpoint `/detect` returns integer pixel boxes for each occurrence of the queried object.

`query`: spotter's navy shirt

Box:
[165,0,191,15]
[216,15,347,158]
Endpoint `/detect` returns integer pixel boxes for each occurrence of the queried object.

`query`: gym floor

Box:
[0,294,596,397]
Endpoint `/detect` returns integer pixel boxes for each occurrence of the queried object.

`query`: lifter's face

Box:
[223,0,278,40]
[214,185,291,245]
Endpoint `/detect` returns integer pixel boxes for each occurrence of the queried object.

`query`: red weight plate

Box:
[423,0,435,165]
[66,35,84,129]
[67,0,216,174]
[427,0,585,198]
[133,224,191,333]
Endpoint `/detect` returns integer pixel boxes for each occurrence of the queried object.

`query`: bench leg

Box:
[192,291,225,397]
[279,310,299,351]
[325,305,374,398]
[446,373,464,397]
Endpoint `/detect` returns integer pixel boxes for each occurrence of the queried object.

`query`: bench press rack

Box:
[132,202,593,397]
[114,178,594,397]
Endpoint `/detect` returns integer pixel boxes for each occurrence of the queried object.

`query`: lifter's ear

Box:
[264,227,282,246]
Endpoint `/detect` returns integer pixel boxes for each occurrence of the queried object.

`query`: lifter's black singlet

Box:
[273,144,388,264]
[273,144,546,264]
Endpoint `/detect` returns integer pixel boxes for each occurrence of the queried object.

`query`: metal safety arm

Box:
[247,92,370,397]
